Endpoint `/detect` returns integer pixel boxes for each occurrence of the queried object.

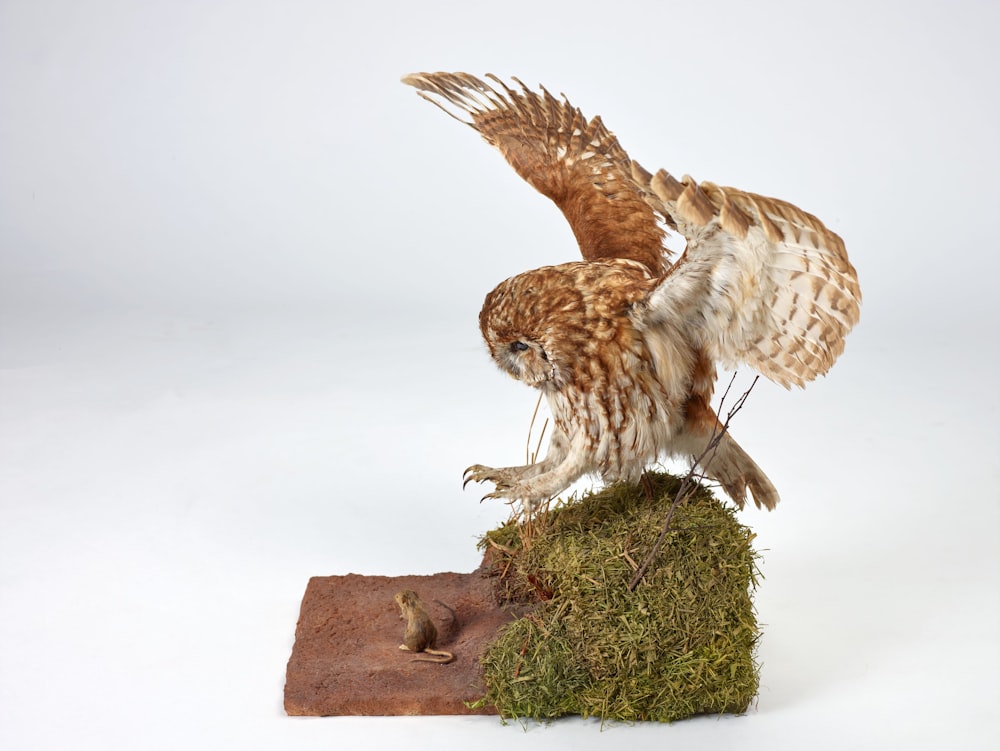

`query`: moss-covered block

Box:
[479,472,761,723]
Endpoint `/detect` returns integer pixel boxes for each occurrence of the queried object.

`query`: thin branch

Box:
[525,392,544,465]
[627,374,759,591]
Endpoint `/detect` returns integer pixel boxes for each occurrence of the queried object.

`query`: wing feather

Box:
[402,72,669,274]
[634,166,861,388]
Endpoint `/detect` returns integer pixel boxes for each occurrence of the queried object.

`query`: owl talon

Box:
[463,464,505,489]
[463,464,483,488]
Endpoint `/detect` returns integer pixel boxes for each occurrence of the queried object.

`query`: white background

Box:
[2,1,998,749]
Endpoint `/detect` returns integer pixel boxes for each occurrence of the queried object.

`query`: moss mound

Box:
[478,472,761,723]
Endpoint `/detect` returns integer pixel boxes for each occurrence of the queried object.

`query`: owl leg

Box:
[675,399,780,510]
[464,428,571,488]
[463,429,584,508]
[463,462,548,490]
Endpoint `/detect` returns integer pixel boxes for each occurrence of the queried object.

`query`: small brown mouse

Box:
[394,589,454,664]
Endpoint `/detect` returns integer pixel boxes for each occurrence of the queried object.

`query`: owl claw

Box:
[464,463,551,507]
[465,464,524,503]
[481,487,515,503]
[463,464,504,489]
[463,464,488,489]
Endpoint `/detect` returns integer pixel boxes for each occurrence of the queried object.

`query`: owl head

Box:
[477,266,583,388]
[478,261,656,391]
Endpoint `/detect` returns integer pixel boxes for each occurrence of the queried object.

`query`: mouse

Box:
[393,589,455,664]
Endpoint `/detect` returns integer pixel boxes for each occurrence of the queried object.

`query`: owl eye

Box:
[510,341,530,352]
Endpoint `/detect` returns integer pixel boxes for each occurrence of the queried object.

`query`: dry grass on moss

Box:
[477,471,762,723]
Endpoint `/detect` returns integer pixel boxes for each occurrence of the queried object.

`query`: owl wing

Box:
[631,164,861,388]
[404,72,861,388]
[402,72,669,275]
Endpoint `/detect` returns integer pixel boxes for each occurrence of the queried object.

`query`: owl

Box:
[403,72,861,511]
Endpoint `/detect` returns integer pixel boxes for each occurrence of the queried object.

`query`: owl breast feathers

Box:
[403,72,861,511]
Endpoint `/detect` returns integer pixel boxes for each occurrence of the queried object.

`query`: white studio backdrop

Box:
[1,1,998,749]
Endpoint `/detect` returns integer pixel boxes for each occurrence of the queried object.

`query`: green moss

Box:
[479,472,761,723]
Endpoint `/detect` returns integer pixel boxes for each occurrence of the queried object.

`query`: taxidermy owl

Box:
[403,72,861,511]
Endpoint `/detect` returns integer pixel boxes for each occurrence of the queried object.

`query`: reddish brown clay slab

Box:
[284,564,515,716]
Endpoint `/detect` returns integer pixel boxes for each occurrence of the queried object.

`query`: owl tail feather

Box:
[697,431,780,511]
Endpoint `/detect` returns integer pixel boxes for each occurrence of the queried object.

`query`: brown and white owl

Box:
[403,72,861,511]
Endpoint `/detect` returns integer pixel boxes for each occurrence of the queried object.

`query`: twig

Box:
[516,394,552,547]
[525,393,548,465]
[627,374,759,591]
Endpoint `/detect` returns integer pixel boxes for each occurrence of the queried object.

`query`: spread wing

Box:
[631,164,861,388]
[404,71,861,388]
[402,72,669,274]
